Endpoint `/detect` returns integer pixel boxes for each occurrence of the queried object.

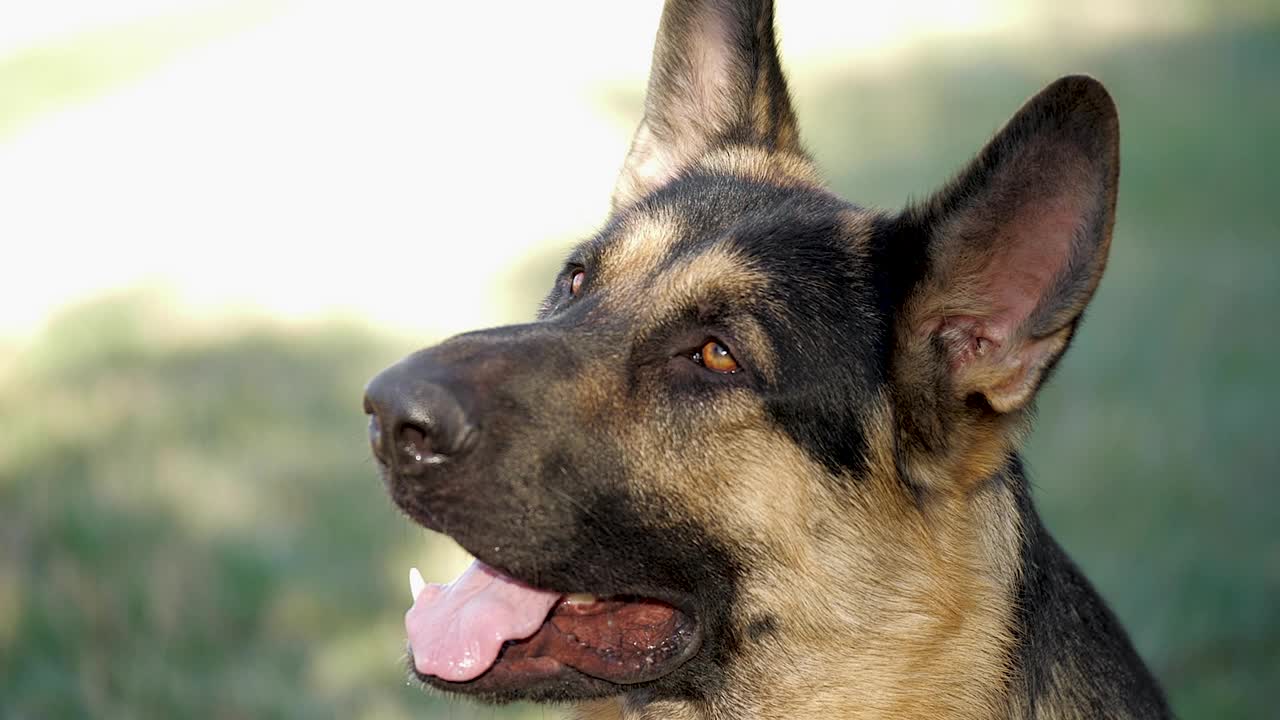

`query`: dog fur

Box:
[367,1,1172,717]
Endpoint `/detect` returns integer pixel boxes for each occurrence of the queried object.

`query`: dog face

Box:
[365,0,1118,714]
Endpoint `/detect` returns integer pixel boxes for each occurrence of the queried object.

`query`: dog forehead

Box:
[591,172,873,292]
[593,206,686,285]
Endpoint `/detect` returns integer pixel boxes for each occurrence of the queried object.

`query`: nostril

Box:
[399,423,428,454]
[364,373,472,472]
[397,422,442,468]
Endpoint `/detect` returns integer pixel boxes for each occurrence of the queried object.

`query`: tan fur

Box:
[594,29,1121,720]
[575,64,1134,720]
[616,142,820,211]
[573,343,1023,720]
[564,243,779,434]
[595,217,784,381]
[600,207,689,287]
[575,699,626,720]
[645,244,780,379]
[423,6,1128,717]
[692,145,823,190]
[579,145,1029,715]
[373,3,1142,715]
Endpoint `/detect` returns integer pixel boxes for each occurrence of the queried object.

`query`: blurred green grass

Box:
[2,18,1278,720]
[0,298,550,719]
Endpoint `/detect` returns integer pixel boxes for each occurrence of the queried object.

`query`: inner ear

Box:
[612,0,804,209]
[897,75,1120,415]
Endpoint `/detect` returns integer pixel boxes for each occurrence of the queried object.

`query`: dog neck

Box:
[1004,468,1171,717]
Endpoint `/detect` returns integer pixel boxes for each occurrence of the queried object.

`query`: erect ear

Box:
[612,0,804,209]
[894,76,1120,426]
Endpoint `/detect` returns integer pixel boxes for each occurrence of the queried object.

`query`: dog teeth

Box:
[564,593,598,605]
[409,567,427,600]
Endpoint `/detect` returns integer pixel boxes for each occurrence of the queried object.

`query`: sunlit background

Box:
[1,1,1276,717]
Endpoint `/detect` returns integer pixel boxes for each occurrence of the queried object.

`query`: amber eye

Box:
[698,340,740,374]
[569,270,585,297]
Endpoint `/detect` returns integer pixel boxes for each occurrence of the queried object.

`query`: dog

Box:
[363,1,1172,717]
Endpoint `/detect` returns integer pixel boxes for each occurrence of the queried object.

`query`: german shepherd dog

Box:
[363,1,1171,717]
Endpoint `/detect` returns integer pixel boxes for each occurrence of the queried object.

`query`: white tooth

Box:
[564,593,597,605]
[409,567,427,600]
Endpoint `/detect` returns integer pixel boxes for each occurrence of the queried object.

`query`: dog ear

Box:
[612,0,803,209]
[893,76,1119,429]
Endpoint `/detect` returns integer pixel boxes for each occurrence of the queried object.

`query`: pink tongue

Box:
[405,560,561,682]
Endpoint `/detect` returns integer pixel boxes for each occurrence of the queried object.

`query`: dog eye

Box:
[695,340,740,374]
[569,270,585,297]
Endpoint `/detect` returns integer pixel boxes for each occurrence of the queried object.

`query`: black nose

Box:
[363,365,475,474]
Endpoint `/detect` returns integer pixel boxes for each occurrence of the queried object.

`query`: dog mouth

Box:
[404,557,702,692]
[380,448,704,693]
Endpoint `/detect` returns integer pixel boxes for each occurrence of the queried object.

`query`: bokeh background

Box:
[1,1,1277,717]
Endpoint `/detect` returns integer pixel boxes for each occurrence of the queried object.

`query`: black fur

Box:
[641,174,888,480]
[540,489,743,702]
[745,614,778,643]
[1008,459,1172,716]
[420,484,743,704]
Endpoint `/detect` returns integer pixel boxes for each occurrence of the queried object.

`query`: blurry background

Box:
[1,0,1276,717]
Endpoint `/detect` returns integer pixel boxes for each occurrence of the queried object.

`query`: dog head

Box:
[365,0,1118,713]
